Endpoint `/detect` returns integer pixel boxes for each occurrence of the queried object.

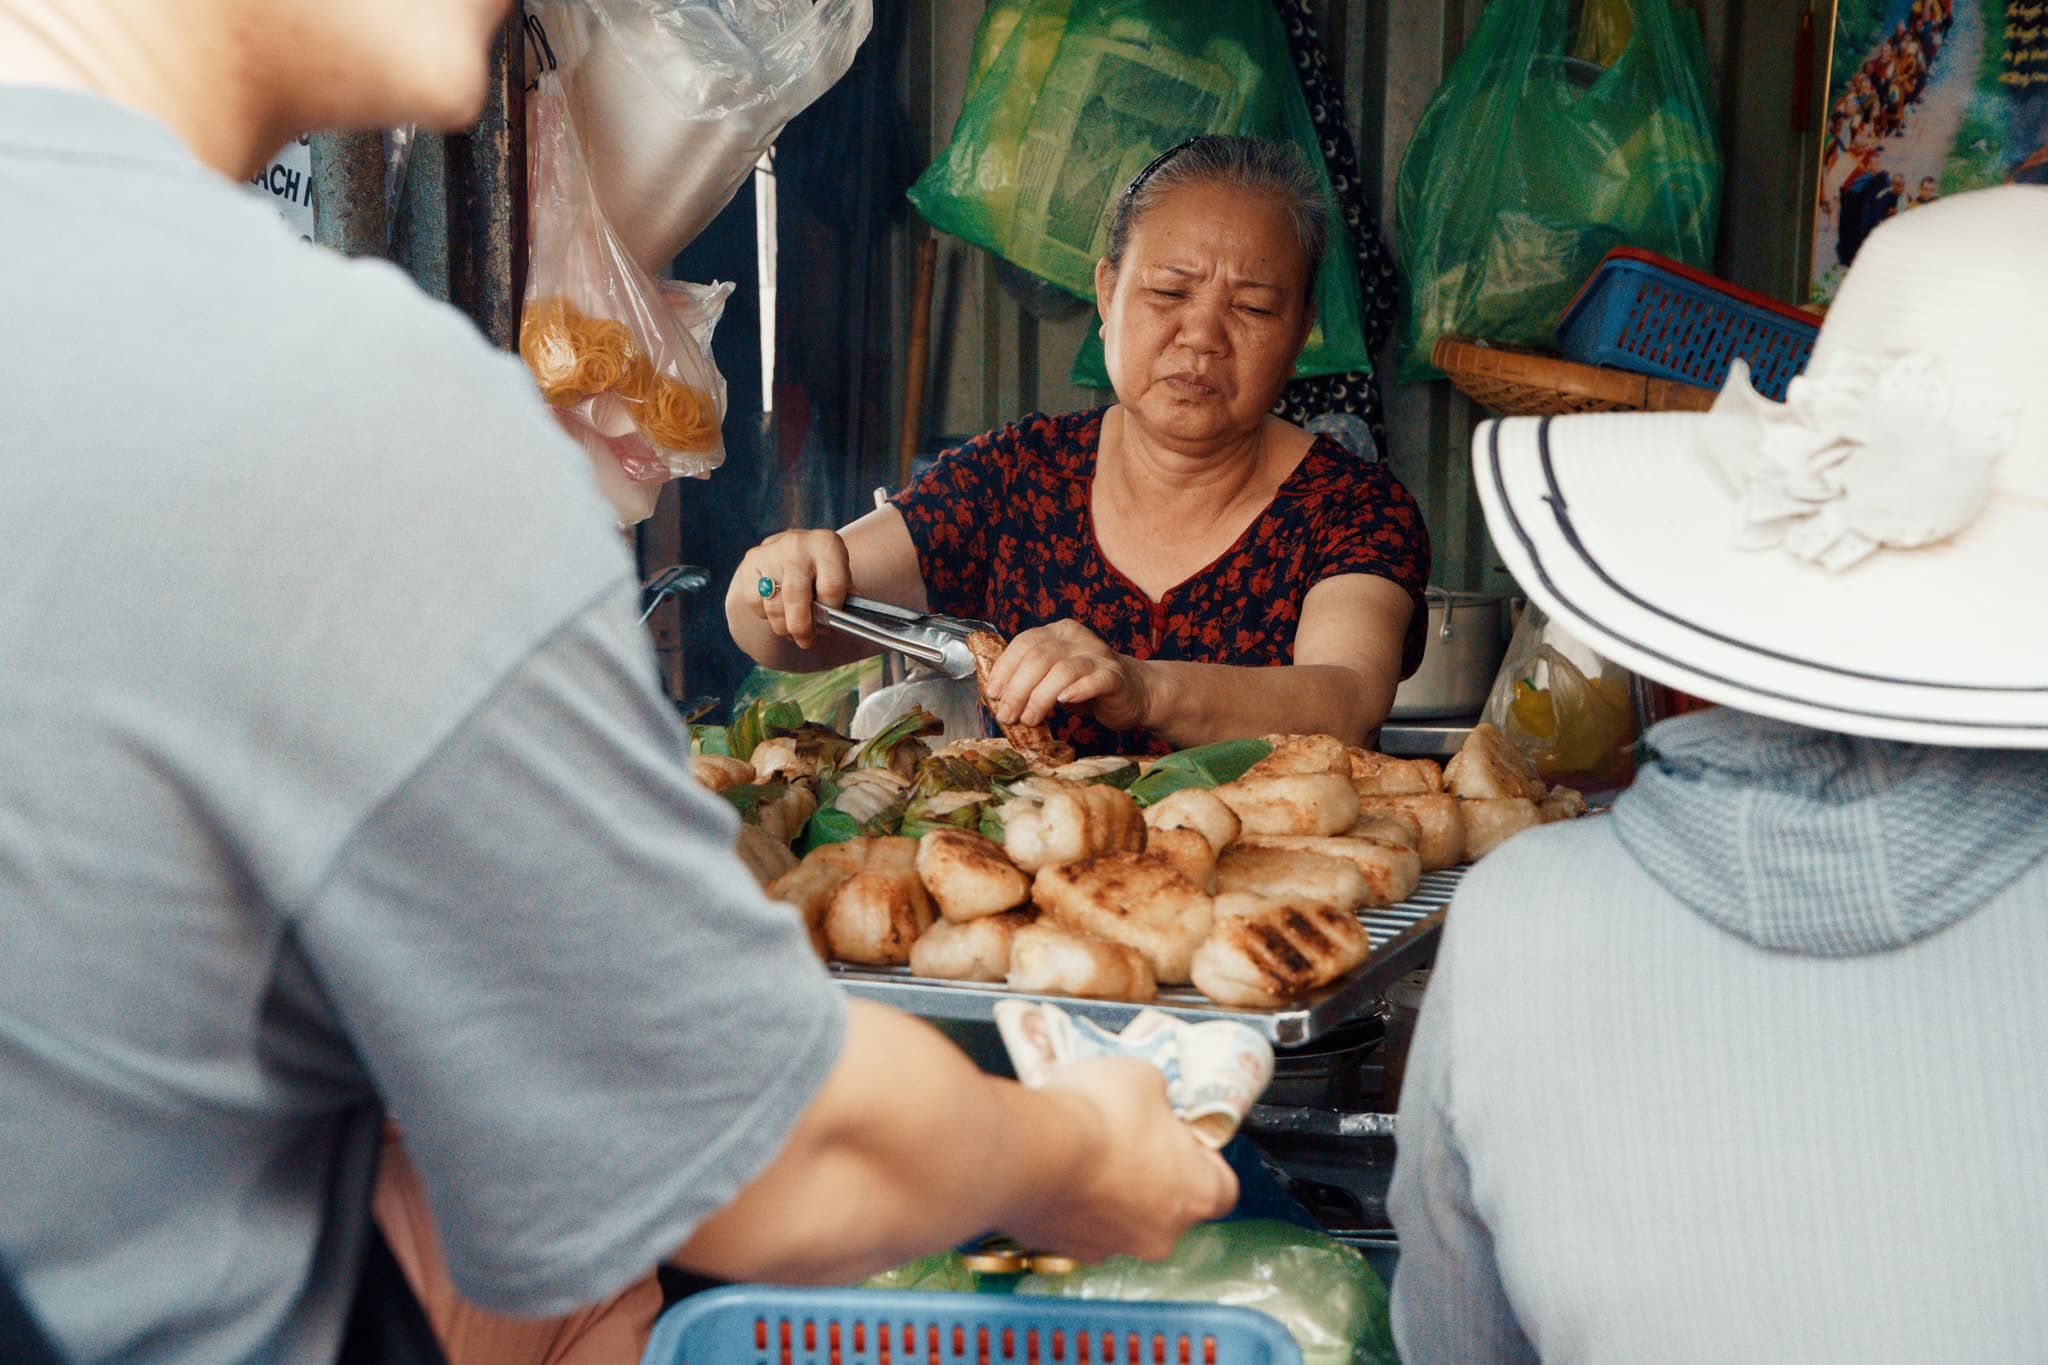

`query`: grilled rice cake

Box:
[823,836,934,966]
[1216,845,1369,915]
[1192,895,1373,1008]
[1145,825,1218,894]
[767,838,875,959]
[967,630,1075,769]
[1460,797,1541,859]
[1142,787,1241,855]
[1245,733,1351,778]
[910,910,1036,982]
[1031,851,1214,985]
[916,827,1029,922]
[1443,722,1547,801]
[1213,772,1360,837]
[1007,921,1157,1002]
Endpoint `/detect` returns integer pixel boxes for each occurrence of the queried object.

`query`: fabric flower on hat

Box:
[1705,354,2018,572]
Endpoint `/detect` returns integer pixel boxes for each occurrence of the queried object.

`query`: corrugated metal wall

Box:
[881,0,1820,593]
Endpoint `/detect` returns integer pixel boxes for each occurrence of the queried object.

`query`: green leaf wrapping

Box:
[1126,738,1275,807]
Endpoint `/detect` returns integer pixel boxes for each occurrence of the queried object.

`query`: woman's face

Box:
[1094,182,1315,449]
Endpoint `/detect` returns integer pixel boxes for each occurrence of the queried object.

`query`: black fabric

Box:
[335,1229,448,1365]
[0,1257,66,1365]
[1267,0,1402,455]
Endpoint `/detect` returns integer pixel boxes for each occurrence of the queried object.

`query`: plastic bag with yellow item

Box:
[520,72,727,488]
[1481,603,1637,790]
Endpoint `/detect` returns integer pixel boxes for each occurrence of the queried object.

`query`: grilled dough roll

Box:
[1007,922,1157,1003]
[1346,750,1445,796]
[1192,895,1373,1008]
[1003,783,1146,873]
[1212,773,1360,838]
[1031,852,1214,985]
[916,828,1030,922]
[967,630,1075,769]
[1354,792,1467,871]
[910,910,1036,983]
[1235,834,1422,907]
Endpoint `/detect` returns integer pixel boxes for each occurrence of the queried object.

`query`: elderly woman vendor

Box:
[727,135,1430,756]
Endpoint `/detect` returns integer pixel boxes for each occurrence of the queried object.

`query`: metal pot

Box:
[1389,589,1511,720]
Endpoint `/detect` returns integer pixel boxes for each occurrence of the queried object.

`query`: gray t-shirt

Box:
[0,87,845,1364]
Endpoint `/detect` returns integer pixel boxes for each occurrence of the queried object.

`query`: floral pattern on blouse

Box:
[891,407,1431,757]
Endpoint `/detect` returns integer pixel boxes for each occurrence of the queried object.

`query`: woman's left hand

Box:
[984,620,1152,733]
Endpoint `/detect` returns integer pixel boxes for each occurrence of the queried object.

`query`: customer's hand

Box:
[1004,1056,1237,1262]
[733,529,852,650]
[985,620,1151,732]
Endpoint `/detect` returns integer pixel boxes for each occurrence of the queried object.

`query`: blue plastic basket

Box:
[1556,247,1820,401]
[643,1287,1305,1365]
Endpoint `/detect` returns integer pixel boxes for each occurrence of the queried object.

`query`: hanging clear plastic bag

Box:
[525,0,871,272]
[1480,603,1638,790]
[520,73,730,502]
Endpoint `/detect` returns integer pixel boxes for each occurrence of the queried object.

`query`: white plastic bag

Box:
[527,0,872,271]
[520,73,732,518]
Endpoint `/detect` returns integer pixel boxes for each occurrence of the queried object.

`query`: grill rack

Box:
[830,866,1462,1046]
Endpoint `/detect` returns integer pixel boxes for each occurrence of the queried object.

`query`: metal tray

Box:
[830,866,1462,1046]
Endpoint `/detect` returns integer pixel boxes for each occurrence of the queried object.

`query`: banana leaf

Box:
[801,776,906,852]
[728,698,805,764]
[720,781,788,820]
[1126,738,1274,807]
[900,791,991,841]
[845,705,944,777]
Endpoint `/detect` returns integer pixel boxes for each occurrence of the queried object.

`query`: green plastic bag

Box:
[1017,1221,1397,1365]
[907,0,1370,387]
[1394,0,1721,380]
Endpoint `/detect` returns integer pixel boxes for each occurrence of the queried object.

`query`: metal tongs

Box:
[816,596,996,680]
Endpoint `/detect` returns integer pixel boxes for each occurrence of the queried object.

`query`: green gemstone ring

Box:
[757,576,779,600]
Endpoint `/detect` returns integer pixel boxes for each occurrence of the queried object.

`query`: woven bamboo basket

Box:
[1432,335,1717,417]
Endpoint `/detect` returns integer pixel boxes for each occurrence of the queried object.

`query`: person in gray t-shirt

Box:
[0,4,1237,1363]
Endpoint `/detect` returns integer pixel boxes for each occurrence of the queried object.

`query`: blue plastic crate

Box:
[1557,247,1819,401]
[644,1287,1304,1365]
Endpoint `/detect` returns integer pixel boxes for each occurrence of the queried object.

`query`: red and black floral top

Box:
[891,407,1431,757]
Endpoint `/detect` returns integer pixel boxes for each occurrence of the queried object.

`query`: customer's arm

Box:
[1386,948,1539,1365]
[676,1001,1234,1283]
[300,585,1230,1318]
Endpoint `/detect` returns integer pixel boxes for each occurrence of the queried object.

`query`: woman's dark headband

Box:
[1122,136,1206,204]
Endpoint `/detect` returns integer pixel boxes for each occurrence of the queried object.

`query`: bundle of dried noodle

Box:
[519,296,720,454]
[517,296,640,408]
[634,375,720,452]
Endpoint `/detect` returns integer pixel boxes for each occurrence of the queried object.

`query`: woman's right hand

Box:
[730,529,853,651]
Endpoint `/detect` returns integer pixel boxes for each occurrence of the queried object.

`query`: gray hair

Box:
[1105,135,1328,300]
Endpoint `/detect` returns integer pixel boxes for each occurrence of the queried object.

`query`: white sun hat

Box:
[1475,185,2048,748]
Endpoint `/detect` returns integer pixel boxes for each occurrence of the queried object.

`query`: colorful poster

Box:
[1810,0,2048,302]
